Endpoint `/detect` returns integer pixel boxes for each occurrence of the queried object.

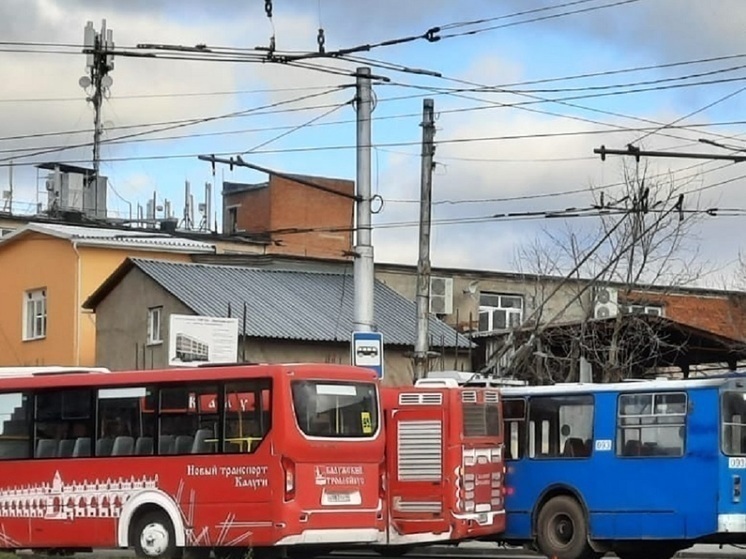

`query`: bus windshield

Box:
[722,390,746,455]
[291,380,378,438]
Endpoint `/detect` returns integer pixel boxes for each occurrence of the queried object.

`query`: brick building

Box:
[222,172,355,260]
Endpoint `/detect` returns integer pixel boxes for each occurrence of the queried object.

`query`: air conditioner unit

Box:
[593,286,618,319]
[430,276,454,315]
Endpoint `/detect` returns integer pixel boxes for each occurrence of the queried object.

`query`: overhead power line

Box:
[0,86,350,164]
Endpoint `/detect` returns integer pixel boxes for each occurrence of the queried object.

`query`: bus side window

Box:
[159,383,218,455]
[224,380,272,454]
[98,386,155,457]
[617,392,686,458]
[35,389,93,459]
[503,398,526,460]
[528,395,594,460]
[0,392,31,460]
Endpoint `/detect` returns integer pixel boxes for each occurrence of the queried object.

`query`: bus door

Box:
[719,385,746,535]
[385,389,448,541]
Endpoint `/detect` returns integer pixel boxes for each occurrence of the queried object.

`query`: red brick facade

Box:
[222,173,354,260]
[627,290,746,342]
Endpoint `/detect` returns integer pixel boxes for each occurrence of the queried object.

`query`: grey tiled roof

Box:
[131,258,471,348]
[1,223,215,253]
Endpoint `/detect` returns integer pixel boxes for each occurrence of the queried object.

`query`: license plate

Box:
[326,492,352,503]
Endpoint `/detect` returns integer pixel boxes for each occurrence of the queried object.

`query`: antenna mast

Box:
[81,20,115,199]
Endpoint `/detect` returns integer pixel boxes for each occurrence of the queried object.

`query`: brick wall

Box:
[627,290,746,341]
[222,173,354,260]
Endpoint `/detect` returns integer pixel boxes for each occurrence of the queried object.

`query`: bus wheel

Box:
[133,511,177,559]
[536,495,591,559]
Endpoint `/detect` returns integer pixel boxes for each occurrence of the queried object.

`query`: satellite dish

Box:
[101,75,113,88]
[78,76,92,88]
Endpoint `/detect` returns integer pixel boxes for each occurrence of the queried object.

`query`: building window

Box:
[622,304,663,316]
[478,293,523,332]
[23,288,47,341]
[147,306,163,345]
[429,277,454,315]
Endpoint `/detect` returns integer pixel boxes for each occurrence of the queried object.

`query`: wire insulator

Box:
[317,28,326,53]
[264,0,273,18]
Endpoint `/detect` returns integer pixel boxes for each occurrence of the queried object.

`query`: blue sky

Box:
[2,0,746,284]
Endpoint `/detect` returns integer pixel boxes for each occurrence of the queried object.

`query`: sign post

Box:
[351,331,384,379]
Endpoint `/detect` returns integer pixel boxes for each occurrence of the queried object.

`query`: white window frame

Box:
[147,306,163,345]
[23,288,47,341]
[623,304,663,317]
[479,293,524,332]
[429,276,454,315]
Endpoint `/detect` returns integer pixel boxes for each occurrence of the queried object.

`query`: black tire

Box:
[536,495,591,559]
[133,511,177,559]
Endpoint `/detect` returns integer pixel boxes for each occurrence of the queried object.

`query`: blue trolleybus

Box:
[485,375,746,559]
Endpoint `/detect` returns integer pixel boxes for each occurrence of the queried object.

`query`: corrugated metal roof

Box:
[131,258,471,348]
[1,223,215,253]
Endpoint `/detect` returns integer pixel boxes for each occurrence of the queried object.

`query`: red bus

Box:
[0,364,384,558]
[377,380,506,552]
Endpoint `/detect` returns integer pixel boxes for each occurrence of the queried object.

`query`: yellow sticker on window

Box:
[361,411,373,434]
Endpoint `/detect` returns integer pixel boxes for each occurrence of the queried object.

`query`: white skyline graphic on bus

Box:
[0,471,158,519]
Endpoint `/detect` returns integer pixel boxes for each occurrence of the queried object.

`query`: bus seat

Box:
[57,439,75,457]
[35,439,57,458]
[159,435,175,455]
[192,429,214,454]
[96,437,114,457]
[175,435,194,454]
[641,442,658,456]
[73,437,91,457]
[563,437,587,457]
[112,436,134,456]
[135,436,154,455]
[623,439,641,456]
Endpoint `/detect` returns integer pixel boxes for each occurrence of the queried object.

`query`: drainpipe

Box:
[72,241,81,366]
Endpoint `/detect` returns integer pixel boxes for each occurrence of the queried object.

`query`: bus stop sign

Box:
[351,331,384,379]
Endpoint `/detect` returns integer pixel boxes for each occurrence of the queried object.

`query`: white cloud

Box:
[3,0,746,284]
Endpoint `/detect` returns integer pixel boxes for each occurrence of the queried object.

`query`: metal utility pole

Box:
[413,99,436,381]
[595,144,746,163]
[81,20,114,206]
[354,67,375,333]
[3,161,13,213]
